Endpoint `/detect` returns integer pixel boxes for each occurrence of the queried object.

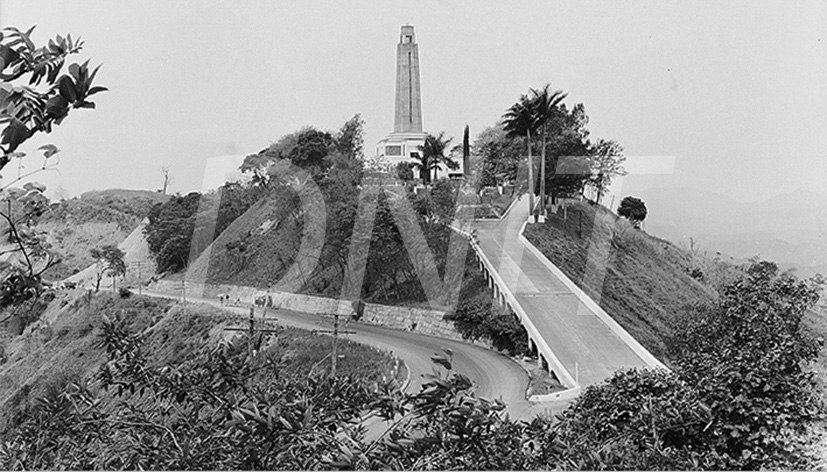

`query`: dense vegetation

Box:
[0,292,402,465]
[444,252,530,356]
[142,182,267,274]
[1,262,822,470]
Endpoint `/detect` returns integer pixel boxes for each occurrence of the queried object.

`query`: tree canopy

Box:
[90,244,125,292]
[617,196,647,227]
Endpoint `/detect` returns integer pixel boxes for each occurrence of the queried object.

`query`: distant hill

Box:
[642,187,826,278]
[38,189,170,281]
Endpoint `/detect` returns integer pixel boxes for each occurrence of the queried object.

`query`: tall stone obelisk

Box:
[376,25,460,178]
[376,25,427,165]
[394,25,423,133]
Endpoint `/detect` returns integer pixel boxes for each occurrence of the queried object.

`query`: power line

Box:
[129,260,150,295]
[224,306,281,358]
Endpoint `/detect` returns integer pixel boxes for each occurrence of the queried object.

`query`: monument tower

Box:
[394,25,423,133]
[375,25,462,179]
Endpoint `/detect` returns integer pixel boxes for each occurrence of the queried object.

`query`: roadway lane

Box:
[472,195,655,388]
[143,289,560,421]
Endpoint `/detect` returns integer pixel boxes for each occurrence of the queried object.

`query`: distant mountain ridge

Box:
[642,187,826,277]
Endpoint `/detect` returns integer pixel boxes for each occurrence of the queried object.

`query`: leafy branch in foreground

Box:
[0,25,106,311]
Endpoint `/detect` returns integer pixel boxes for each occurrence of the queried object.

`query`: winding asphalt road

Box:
[143,289,563,422]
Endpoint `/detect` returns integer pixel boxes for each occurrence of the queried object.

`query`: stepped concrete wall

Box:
[149,280,465,341]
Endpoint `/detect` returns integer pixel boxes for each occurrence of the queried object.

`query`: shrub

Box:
[555,369,716,470]
[445,254,529,356]
[667,261,823,469]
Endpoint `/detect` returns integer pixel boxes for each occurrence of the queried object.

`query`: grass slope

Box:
[0,291,401,438]
[524,201,730,361]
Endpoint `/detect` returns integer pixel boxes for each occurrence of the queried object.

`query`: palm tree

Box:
[530,85,567,219]
[502,93,537,220]
[415,132,456,187]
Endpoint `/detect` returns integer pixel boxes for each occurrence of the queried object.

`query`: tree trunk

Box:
[526,129,534,221]
[539,122,547,218]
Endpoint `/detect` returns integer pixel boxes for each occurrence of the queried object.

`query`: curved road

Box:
[143,289,563,421]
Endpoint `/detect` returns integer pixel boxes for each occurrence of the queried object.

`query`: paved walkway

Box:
[472,195,657,388]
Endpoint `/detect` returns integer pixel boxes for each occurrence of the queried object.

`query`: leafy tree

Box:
[666,262,823,469]
[529,85,567,217]
[288,128,334,175]
[617,196,647,228]
[240,127,309,185]
[0,25,105,308]
[241,121,358,185]
[444,253,529,356]
[318,152,363,291]
[537,102,592,204]
[143,192,201,273]
[555,368,716,470]
[90,244,125,292]
[334,113,365,160]
[473,125,523,189]
[502,93,537,218]
[0,26,106,167]
[588,139,626,205]
[395,161,414,183]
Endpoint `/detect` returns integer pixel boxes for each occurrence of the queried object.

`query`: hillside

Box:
[524,201,736,361]
[182,183,439,308]
[0,290,401,438]
[38,189,169,281]
[184,186,308,290]
[62,218,158,290]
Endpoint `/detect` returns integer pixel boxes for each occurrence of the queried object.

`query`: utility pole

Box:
[131,260,149,295]
[223,305,281,358]
[175,274,187,316]
[314,311,356,378]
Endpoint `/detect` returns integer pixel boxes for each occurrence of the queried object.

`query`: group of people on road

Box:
[218,293,242,306]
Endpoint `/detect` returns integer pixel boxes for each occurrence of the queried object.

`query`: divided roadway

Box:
[471,194,660,389]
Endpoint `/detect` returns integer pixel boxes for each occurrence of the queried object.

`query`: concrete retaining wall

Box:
[149,280,465,341]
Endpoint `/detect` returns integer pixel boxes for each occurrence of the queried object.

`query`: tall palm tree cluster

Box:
[502,84,567,222]
[412,131,459,187]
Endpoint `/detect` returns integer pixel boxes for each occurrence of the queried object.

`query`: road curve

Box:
[142,289,561,421]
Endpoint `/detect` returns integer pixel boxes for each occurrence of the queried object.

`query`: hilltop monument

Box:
[376,25,461,179]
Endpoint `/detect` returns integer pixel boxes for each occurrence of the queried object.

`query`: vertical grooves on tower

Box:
[408,52,413,124]
[393,25,422,134]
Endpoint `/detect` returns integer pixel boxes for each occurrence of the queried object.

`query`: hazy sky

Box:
[1,1,825,203]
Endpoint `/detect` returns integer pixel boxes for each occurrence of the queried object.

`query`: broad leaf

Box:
[37,143,59,158]
[1,117,28,150]
[57,75,77,102]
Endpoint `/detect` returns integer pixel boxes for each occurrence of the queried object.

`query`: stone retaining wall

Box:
[149,280,465,341]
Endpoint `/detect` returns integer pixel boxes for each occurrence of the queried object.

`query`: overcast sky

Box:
[1,0,825,203]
